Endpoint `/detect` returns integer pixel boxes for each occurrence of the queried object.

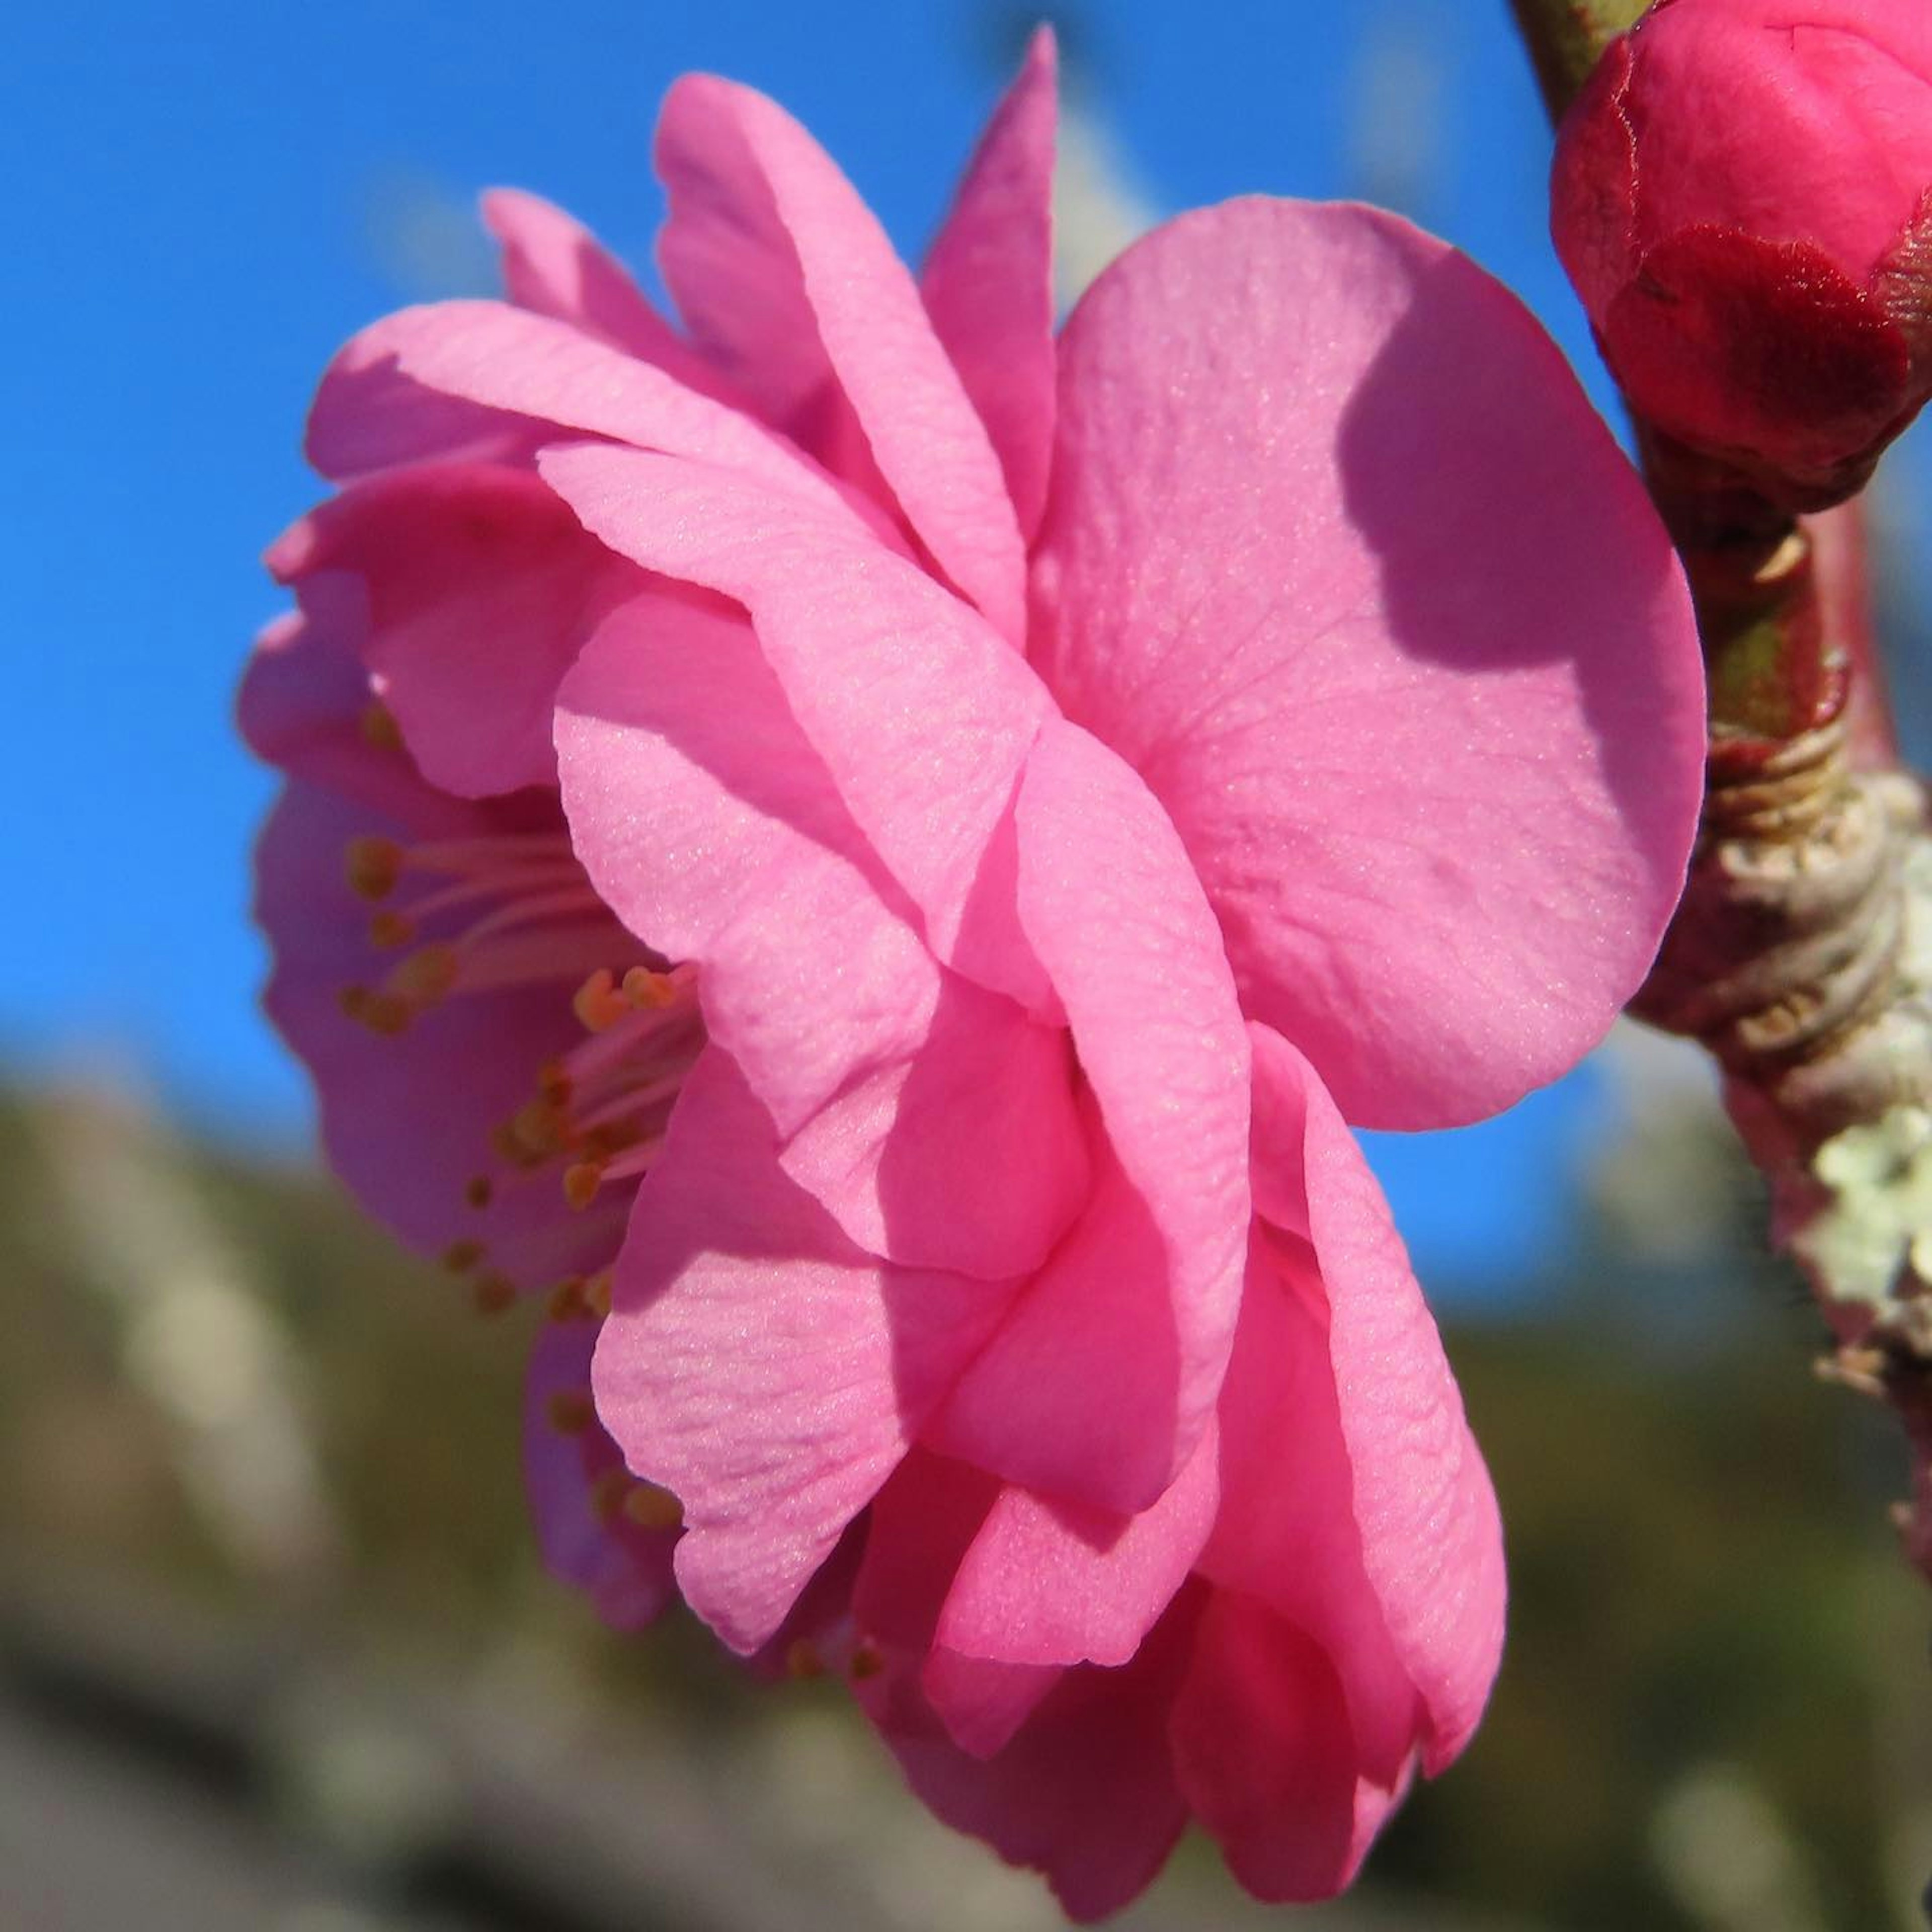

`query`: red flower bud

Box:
[1551,0,1932,508]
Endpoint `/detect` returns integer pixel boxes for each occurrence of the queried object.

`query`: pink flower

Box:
[246,33,1705,1916]
[1551,0,1932,504]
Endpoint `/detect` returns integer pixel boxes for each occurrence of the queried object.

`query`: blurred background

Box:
[8,2,1932,1926]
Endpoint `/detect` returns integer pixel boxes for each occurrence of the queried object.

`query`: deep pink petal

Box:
[656,75,1026,642]
[931,722,1249,1513]
[591,1049,1016,1652]
[920,28,1058,542]
[523,1318,678,1629]
[1032,197,1703,1128]
[863,1585,1204,1923]
[555,594,1086,1278]
[268,463,639,797]
[307,300,874,534]
[1170,1592,1395,1902]
[1249,1023,1505,1771]
[541,444,1055,1012]
[934,1420,1217,1670]
[481,186,733,399]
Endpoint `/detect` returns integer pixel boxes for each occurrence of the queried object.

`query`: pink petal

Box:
[239,577,431,820]
[1249,1023,1505,1772]
[1170,1591,1394,1902]
[540,444,1055,1012]
[866,1586,1204,1923]
[934,1420,1218,1670]
[307,299,873,534]
[267,463,639,797]
[523,1318,678,1630]
[849,1453,1065,1759]
[1032,197,1703,1128]
[656,74,1026,642]
[920,27,1058,542]
[1199,1226,1422,1785]
[555,594,1086,1279]
[481,186,733,400]
[930,721,1249,1513]
[591,1049,1015,1652]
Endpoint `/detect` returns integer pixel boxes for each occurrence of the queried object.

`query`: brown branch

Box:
[1506,0,1932,1588]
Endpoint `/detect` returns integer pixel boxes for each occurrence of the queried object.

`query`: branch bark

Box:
[1506,0,1932,1586]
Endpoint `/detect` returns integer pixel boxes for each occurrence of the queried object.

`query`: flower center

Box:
[335,822,707,1235]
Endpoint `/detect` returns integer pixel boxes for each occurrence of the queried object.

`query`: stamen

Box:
[339,986,412,1035]
[785,1639,825,1681]
[368,910,416,949]
[346,836,404,901]
[440,1238,485,1274]
[360,701,405,752]
[388,943,460,1005]
[465,1174,494,1210]
[562,1162,604,1211]
[623,967,678,1010]
[589,1468,631,1527]
[574,967,631,1033]
[547,1276,596,1323]
[849,1637,884,1682]
[621,1482,682,1533]
[582,1271,613,1319]
[546,1389,596,1436]
[471,1272,518,1316]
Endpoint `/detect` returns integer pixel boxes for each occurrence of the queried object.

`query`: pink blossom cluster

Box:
[244,35,1704,1916]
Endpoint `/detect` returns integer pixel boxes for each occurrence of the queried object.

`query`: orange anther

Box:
[359,701,405,752]
[345,836,404,901]
[623,967,677,1010]
[390,943,459,1004]
[367,910,415,950]
[545,1389,596,1436]
[471,1272,518,1316]
[621,1482,683,1532]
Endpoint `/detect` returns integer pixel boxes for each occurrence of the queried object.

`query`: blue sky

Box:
[4,2,1680,1287]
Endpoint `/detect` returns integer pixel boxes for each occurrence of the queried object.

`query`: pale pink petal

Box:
[591,1049,1015,1652]
[920,28,1058,542]
[865,1588,1203,1923]
[307,300,876,535]
[656,75,1026,642]
[934,1420,1218,1669]
[1032,197,1703,1128]
[555,594,1086,1279]
[267,463,639,797]
[523,1318,678,1629]
[541,444,1055,1012]
[1170,1591,1394,1902]
[930,722,1249,1512]
[1249,1023,1505,1771]
[481,186,733,400]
